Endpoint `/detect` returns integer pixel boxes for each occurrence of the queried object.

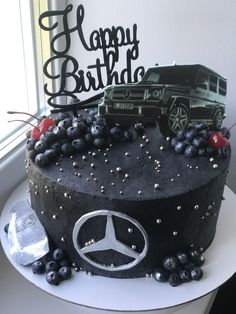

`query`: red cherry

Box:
[208,131,228,149]
[7,111,55,140]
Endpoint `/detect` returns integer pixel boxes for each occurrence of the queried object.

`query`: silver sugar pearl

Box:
[73,162,78,168]
[140,143,144,148]
[57,178,62,182]
[128,228,133,233]
[194,205,199,210]
[125,173,129,178]
[160,146,164,151]
[61,237,66,243]
[52,214,57,220]
[120,191,123,195]
[154,183,160,189]
[138,190,142,195]
[110,169,114,174]
[111,182,115,186]
[170,178,175,182]
[82,155,87,160]
[92,152,97,157]
[41,211,45,215]
[59,206,64,210]
[131,245,136,250]
[173,231,178,236]
[210,158,215,162]
[156,219,162,224]
[177,206,182,210]
[91,163,95,168]
[125,152,130,157]
[116,167,122,173]
[213,164,219,169]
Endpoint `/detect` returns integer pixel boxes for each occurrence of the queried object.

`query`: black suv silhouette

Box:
[98,64,227,134]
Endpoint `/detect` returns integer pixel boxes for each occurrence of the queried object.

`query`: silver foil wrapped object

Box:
[8,200,49,265]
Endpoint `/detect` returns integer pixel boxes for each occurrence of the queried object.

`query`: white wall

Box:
[63,0,236,191]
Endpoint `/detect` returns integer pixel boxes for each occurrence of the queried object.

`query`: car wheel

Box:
[168,104,190,134]
[213,109,224,130]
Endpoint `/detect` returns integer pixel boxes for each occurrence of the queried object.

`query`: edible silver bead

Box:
[213,164,219,169]
[156,219,162,224]
[160,146,164,151]
[177,206,182,210]
[194,205,199,210]
[116,167,122,173]
[128,228,133,233]
[173,231,178,236]
[154,183,160,189]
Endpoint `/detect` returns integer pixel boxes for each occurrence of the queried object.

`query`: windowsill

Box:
[0,141,26,212]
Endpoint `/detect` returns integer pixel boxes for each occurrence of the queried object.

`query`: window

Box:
[0,0,51,159]
[219,79,227,96]
[196,70,208,89]
[209,75,218,93]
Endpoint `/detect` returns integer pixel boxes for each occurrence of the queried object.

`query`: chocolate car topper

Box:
[98,64,227,134]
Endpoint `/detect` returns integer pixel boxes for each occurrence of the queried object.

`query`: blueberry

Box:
[220,127,230,139]
[184,145,198,158]
[53,126,67,139]
[86,115,95,126]
[192,137,206,148]
[47,125,55,132]
[193,254,205,267]
[4,223,9,234]
[184,262,196,271]
[199,129,210,139]
[66,126,82,139]
[46,271,61,285]
[195,122,207,131]
[84,133,94,147]
[198,147,206,157]
[89,108,98,116]
[206,146,217,156]
[50,142,62,155]
[110,126,123,142]
[153,268,169,282]
[175,142,186,154]
[45,260,60,272]
[176,130,186,141]
[72,121,87,134]
[134,123,145,135]
[91,124,106,138]
[40,132,56,145]
[61,143,76,156]
[32,260,45,274]
[176,252,188,265]
[191,267,203,280]
[96,116,106,126]
[58,118,72,129]
[168,273,182,287]
[34,140,48,154]
[163,256,179,271]
[123,130,133,142]
[188,250,201,262]
[35,153,49,167]
[186,130,198,141]
[44,149,57,161]
[93,138,107,148]
[72,138,86,152]
[26,129,32,138]
[59,266,72,280]
[171,137,178,148]
[179,269,191,282]
[54,112,69,124]
[59,259,71,267]
[187,123,196,131]
[28,150,37,161]
[26,138,37,151]
[52,248,66,262]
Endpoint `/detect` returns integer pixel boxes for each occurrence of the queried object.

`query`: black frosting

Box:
[27,126,230,278]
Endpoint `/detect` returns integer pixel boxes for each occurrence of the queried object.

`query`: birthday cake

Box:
[24,106,230,284]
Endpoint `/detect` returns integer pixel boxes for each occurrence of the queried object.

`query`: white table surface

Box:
[0,181,236,312]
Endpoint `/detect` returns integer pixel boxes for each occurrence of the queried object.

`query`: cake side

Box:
[27,125,230,278]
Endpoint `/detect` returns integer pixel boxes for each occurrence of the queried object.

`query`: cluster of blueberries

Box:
[31,248,72,285]
[153,249,205,287]
[170,122,229,158]
[26,110,146,167]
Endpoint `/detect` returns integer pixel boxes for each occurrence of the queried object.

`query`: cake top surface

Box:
[28,123,230,201]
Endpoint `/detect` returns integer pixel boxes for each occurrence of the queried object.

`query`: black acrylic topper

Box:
[38,3,145,113]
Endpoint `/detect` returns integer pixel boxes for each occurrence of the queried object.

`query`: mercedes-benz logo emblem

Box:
[123,90,131,99]
[72,210,149,271]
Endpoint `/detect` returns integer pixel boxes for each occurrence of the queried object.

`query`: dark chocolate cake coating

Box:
[27,126,230,278]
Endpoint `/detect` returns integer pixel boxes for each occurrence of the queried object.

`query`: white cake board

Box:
[0,180,236,312]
